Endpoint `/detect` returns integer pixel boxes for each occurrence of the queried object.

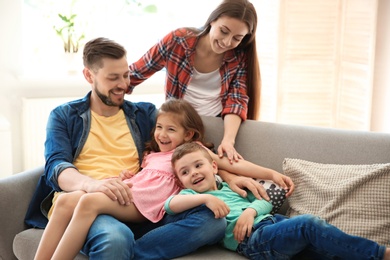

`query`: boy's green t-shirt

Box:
[164,182,273,251]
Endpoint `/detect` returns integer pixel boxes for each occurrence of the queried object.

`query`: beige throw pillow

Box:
[283,158,390,247]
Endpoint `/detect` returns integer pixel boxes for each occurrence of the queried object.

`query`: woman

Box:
[128,0,260,164]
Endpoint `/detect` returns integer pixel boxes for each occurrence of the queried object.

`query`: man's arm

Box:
[45,106,133,205]
[57,168,133,206]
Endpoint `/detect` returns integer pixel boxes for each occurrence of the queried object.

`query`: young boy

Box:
[166,142,390,260]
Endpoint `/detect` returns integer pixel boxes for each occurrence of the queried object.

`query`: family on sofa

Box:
[26,33,390,259]
[19,0,390,259]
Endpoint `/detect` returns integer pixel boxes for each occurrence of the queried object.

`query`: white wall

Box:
[0,116,12,178]
[0,0,23,175]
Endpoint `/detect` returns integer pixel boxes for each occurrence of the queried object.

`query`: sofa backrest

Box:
[202,116,390,212]
[202,116,390,171]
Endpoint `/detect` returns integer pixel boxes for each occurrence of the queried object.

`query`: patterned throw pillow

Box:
[257,179,287,214]
[283,158,390,247]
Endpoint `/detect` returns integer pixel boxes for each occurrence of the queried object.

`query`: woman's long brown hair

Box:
[187,0,260,119]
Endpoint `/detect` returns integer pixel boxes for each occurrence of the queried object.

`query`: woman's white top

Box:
[183,68,222,117]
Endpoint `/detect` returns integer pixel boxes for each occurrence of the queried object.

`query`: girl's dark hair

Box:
[83,37,127,71]
[144,99,214,154]
[188,0,260,119]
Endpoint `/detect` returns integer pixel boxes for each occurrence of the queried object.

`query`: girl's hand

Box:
[233,208,256,243]
[204,195,230,218]
[119,169,135,180]
[271,173,295,197]
[217,140,243,164]
[228,175,270,200]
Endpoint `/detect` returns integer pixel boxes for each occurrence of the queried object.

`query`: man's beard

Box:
[94,84,123,107]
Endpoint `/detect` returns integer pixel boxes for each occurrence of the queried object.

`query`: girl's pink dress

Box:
[123,150,182,223]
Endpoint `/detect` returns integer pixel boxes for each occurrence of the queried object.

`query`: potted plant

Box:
[54,12,85,53]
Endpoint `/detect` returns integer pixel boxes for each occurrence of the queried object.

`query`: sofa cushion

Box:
[283,158,390,247]
[13,229,88,260]
[13,228,246,260]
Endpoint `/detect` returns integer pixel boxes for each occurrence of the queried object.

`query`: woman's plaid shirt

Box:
[128,28,249,120]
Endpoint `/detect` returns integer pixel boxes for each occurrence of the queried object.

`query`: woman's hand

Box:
[217,140,243,164]
[219,114,243,164]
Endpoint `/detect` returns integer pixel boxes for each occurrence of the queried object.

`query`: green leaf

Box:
[143,4,157,13]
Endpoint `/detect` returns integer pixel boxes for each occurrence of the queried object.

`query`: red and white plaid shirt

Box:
[128,28,249,120]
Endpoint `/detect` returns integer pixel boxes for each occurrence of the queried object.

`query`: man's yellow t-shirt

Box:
[74,109,139,179]
[48,109,139,218]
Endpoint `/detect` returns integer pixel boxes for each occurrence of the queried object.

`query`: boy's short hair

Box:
[171,142,213,172]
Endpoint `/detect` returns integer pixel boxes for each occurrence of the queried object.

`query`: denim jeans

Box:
[134,204,226,259]
[236,214,386,260]
[81,214,134,260]
[81,205,226,260]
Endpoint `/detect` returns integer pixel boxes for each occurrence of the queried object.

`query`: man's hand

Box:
[84,178,133,206]
[227,175,269,200]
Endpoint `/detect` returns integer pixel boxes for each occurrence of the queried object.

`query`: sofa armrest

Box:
[0,166,43,260]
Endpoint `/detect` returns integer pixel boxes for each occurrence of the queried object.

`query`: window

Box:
[22,0,222,74]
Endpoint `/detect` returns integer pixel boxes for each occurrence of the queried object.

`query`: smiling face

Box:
[208,15,249,54]
[154,112,194,152]
[85,56,130,109]
[174,150,219,193]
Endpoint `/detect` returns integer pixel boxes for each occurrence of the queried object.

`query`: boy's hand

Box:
[233,208,256,243]
[204,195,230,218]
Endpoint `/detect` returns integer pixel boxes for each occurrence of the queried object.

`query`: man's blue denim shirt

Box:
[24,92,157,228]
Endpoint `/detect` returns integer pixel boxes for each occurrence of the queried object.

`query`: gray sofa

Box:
[1,116,390,260]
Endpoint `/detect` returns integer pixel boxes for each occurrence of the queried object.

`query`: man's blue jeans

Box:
[237,214,386,260]
[81,205,226,260]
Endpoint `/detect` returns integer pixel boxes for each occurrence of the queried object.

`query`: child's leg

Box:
[51,192,146,260]
[34,191,85,260]
[237,214,387,260]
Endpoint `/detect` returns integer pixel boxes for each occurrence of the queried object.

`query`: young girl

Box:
[128,0,260,163]
[168,142,390,260]
[34,98,293,260]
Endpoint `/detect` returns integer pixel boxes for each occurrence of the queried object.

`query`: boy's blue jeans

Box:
[236,214,386,260]
[80,205,226,260]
